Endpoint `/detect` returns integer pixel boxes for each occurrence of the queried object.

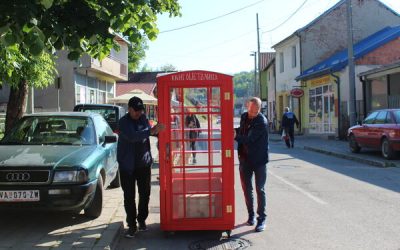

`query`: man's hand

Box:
[151,123,166,135]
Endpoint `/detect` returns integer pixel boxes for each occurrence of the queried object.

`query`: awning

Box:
[296,26,400,81]
[108,89,157,105]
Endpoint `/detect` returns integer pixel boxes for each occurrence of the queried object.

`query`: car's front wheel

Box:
[381,138,395,160]
[349,134,361,153]
[84,174,104,218]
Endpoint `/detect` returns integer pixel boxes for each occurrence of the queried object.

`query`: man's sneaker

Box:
[193,158,197,164]
[124,227,137,238]
[246,217,256,226]
[255,219,266,232]
[138,221,148,231]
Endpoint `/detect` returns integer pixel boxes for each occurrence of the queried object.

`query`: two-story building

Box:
[272,0,400,135]
[296,26,400,138]
[35,35,129,111]
[0,35,129,112]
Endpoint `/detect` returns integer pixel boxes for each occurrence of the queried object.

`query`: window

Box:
[386,112,395,124]
[291,46,297,68]
[393,110,400,123]
[93,116,113,143]
[75,85,81,104]
[363,111,378,124]
[279,52,284,73]
[374,111,387,124]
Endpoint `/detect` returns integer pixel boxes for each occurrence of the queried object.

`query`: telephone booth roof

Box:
[157,70,233,83]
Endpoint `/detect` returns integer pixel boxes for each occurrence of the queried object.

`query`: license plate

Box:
[0,190,40,202]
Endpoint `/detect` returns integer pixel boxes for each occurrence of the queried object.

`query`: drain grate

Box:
[189,238,251,250]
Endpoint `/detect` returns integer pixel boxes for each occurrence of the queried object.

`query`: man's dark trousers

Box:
[239,162,267,222]
[120,167,151,228]
[285,127,295,148]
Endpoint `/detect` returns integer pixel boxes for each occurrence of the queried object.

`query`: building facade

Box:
[297,26,400,137]
[0,36,129,112]
[271,0,400,136]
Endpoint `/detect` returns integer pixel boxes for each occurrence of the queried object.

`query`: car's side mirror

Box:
[357,120,363,125]
[103,135,117,146]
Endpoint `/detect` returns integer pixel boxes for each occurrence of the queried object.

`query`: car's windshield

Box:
[0,116,96,145]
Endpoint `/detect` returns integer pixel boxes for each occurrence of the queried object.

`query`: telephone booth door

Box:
[157,71,234,232]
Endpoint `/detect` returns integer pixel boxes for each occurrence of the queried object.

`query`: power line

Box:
[262,0,309,33]
[186,30,256,55]
[159,0,266,34]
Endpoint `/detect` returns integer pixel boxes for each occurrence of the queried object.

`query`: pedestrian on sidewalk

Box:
[281,107,299,148]
[234,97,269,232]
[117,96,165,238]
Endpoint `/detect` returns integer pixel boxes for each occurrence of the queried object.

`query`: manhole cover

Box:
[189,238,251,250]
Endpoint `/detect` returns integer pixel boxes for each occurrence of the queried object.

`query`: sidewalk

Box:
[269,133,400,168]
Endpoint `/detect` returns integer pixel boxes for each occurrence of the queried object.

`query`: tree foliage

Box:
[0,44,56,88]
[0,0,180,133]
[0,0,181,69]
[128,38,148,72]
[233,71,255,98]
[158,63,177,72]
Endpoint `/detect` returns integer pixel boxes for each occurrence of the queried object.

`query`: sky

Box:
[141,0,400,75]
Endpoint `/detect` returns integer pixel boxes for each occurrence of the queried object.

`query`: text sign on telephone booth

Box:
[157,71,235,233]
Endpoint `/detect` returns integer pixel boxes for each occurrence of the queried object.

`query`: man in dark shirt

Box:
[281,107,299,148]
[234,97,269,232]
[117,96,165,238]
[185,114,200,163]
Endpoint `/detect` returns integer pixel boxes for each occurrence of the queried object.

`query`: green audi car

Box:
[0,112,119,218]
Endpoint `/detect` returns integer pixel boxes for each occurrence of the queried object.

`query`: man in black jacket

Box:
[117,96,165,238]
[234,97,269,232]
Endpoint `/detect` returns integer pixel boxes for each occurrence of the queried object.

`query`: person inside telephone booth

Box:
[185,112,200,164]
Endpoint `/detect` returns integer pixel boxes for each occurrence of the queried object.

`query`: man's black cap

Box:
[128,96,145,111]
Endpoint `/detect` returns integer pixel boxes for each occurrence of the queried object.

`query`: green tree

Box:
[234,71,254,97]
[158,63,177,72]
[128,38,148,72]
[0,44,56,133]
[0,0,180,132]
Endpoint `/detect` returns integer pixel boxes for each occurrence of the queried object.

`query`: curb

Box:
[107,221,124,250]
[303,146,399,168]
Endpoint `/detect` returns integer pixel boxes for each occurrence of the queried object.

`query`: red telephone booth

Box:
[157,70,235,236]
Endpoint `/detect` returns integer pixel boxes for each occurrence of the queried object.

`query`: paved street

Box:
[0,136,399,249]
[115,138,400,250]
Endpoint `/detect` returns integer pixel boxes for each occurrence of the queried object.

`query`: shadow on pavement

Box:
[0,210,121,248]
[269,140,400,193]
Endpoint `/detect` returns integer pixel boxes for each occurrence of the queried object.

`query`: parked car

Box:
[73,104,125,133]
[0,112,120,218]
[347,109,400,159]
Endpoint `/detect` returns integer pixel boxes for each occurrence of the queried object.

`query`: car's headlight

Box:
[53,170,88,183]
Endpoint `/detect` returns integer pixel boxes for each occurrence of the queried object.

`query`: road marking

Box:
[268,170,328,205]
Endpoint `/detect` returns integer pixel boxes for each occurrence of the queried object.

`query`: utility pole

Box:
[347,0,357,126]
[250,52,257,96]
[256,13,261,97]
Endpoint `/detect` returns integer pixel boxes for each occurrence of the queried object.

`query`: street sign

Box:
[290,88,304,98]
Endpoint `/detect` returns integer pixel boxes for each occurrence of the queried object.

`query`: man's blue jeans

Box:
[239,162,267,221]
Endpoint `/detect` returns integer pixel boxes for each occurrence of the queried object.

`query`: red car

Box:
[348,109,400,159]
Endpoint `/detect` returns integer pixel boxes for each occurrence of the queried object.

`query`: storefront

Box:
[304,75,337,134]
